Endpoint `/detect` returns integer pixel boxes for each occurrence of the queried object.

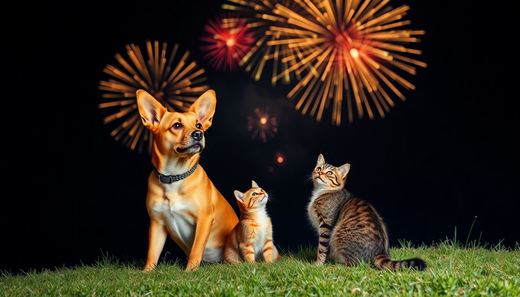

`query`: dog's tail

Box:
[373,253,427,271]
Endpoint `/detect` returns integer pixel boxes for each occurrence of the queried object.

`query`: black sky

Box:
[3,0,519,273]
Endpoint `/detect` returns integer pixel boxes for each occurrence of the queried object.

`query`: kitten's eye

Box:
[252,192,257,196]
[327,171,333,175]
[173,123,182,129]
[196,123,203,130]
[316,167,321,172]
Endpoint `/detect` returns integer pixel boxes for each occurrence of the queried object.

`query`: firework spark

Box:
[98,40,209,153]
[247,107,278,142]
[200,13,256,72]
[222,0,313,85]
[268,0,427,125]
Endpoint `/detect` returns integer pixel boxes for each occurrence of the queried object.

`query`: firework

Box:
[247,107,278,142]
[222,0,313,85]
[200,13,256,72]
[98,40,209,153]
[268,0,427,125]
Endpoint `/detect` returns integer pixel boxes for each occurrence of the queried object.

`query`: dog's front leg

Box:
[143,220,168,272]
[186,213,213,270]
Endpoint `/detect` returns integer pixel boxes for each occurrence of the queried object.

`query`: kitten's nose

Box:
[191,130,203,141]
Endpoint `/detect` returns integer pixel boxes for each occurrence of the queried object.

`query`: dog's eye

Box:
[173,123,182,129]
[196,123,203,130]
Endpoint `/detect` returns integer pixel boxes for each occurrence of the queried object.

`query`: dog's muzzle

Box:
[175,130,204,154]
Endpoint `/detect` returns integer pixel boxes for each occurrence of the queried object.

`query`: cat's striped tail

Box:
[373,254,427,271]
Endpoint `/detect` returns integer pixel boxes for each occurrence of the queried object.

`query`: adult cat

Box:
[307,154,427,271]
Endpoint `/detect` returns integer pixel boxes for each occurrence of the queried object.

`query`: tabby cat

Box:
[307,154,427,271]
[224,180,280,263]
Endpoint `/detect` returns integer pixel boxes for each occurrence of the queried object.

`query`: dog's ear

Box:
[136,90,167,133]
[190,90,216,131]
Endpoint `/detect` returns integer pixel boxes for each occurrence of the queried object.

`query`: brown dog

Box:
[136,89,239,271]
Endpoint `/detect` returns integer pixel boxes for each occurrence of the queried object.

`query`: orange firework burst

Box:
[98,40,209,153]
[222,0,312,85]
[268,0,427,125]
[247,107,278,142]
[200,14,256,72]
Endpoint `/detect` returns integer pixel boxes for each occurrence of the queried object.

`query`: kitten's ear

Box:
[338,163,351,179]
[317,154,325,166]
[136,89,167,134]
[234,190,245,203]
[189,89,216,131]
[251,180,259,188]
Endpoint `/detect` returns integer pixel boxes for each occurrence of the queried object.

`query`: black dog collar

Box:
[152,162,198,184]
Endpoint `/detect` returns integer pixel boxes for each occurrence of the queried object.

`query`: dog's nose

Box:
[191,130,203,141]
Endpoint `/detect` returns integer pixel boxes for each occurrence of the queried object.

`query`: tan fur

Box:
[224,181,280,263]
[136,89,239,271]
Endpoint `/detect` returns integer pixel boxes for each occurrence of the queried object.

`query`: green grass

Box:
[2,240,519,297]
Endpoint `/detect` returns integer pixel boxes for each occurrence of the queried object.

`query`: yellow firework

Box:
[268,0,427,125]
[98,41,209,154]
[222,0,314,86]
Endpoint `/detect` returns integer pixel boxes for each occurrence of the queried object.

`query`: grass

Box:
[1,240,519,297]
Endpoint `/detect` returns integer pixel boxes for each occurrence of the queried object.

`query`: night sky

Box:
[4,0,519,274]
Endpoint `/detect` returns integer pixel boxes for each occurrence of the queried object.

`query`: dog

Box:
[136,89,239,271]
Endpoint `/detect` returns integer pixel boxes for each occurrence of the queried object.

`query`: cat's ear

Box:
[251,180,259,188]
[234,190,245,204]
[338,163,351,179]
[317,154,325,166]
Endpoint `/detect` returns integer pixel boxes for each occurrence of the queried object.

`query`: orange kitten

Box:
[224,181,280,263]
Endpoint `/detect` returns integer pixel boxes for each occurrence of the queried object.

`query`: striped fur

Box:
[224,181,281,263]
[307,154,427,271]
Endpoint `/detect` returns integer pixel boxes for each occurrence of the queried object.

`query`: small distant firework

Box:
[200,14,255,72]
[276,152,284,163]
[98,41,209,154]
[247,107,278,142]
[222,0,311,85]
[268,0,427,125]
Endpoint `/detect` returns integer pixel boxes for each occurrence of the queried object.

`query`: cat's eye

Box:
[196,123,203,130]
[316,167,321,172]
[173,123,182,129]
[252,192,257,196]
[327,171,333,175]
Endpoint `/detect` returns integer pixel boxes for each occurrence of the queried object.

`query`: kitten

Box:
[307,154,427,271]
[224,180,280,263]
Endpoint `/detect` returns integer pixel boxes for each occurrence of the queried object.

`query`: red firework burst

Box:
[200,14,255,72]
